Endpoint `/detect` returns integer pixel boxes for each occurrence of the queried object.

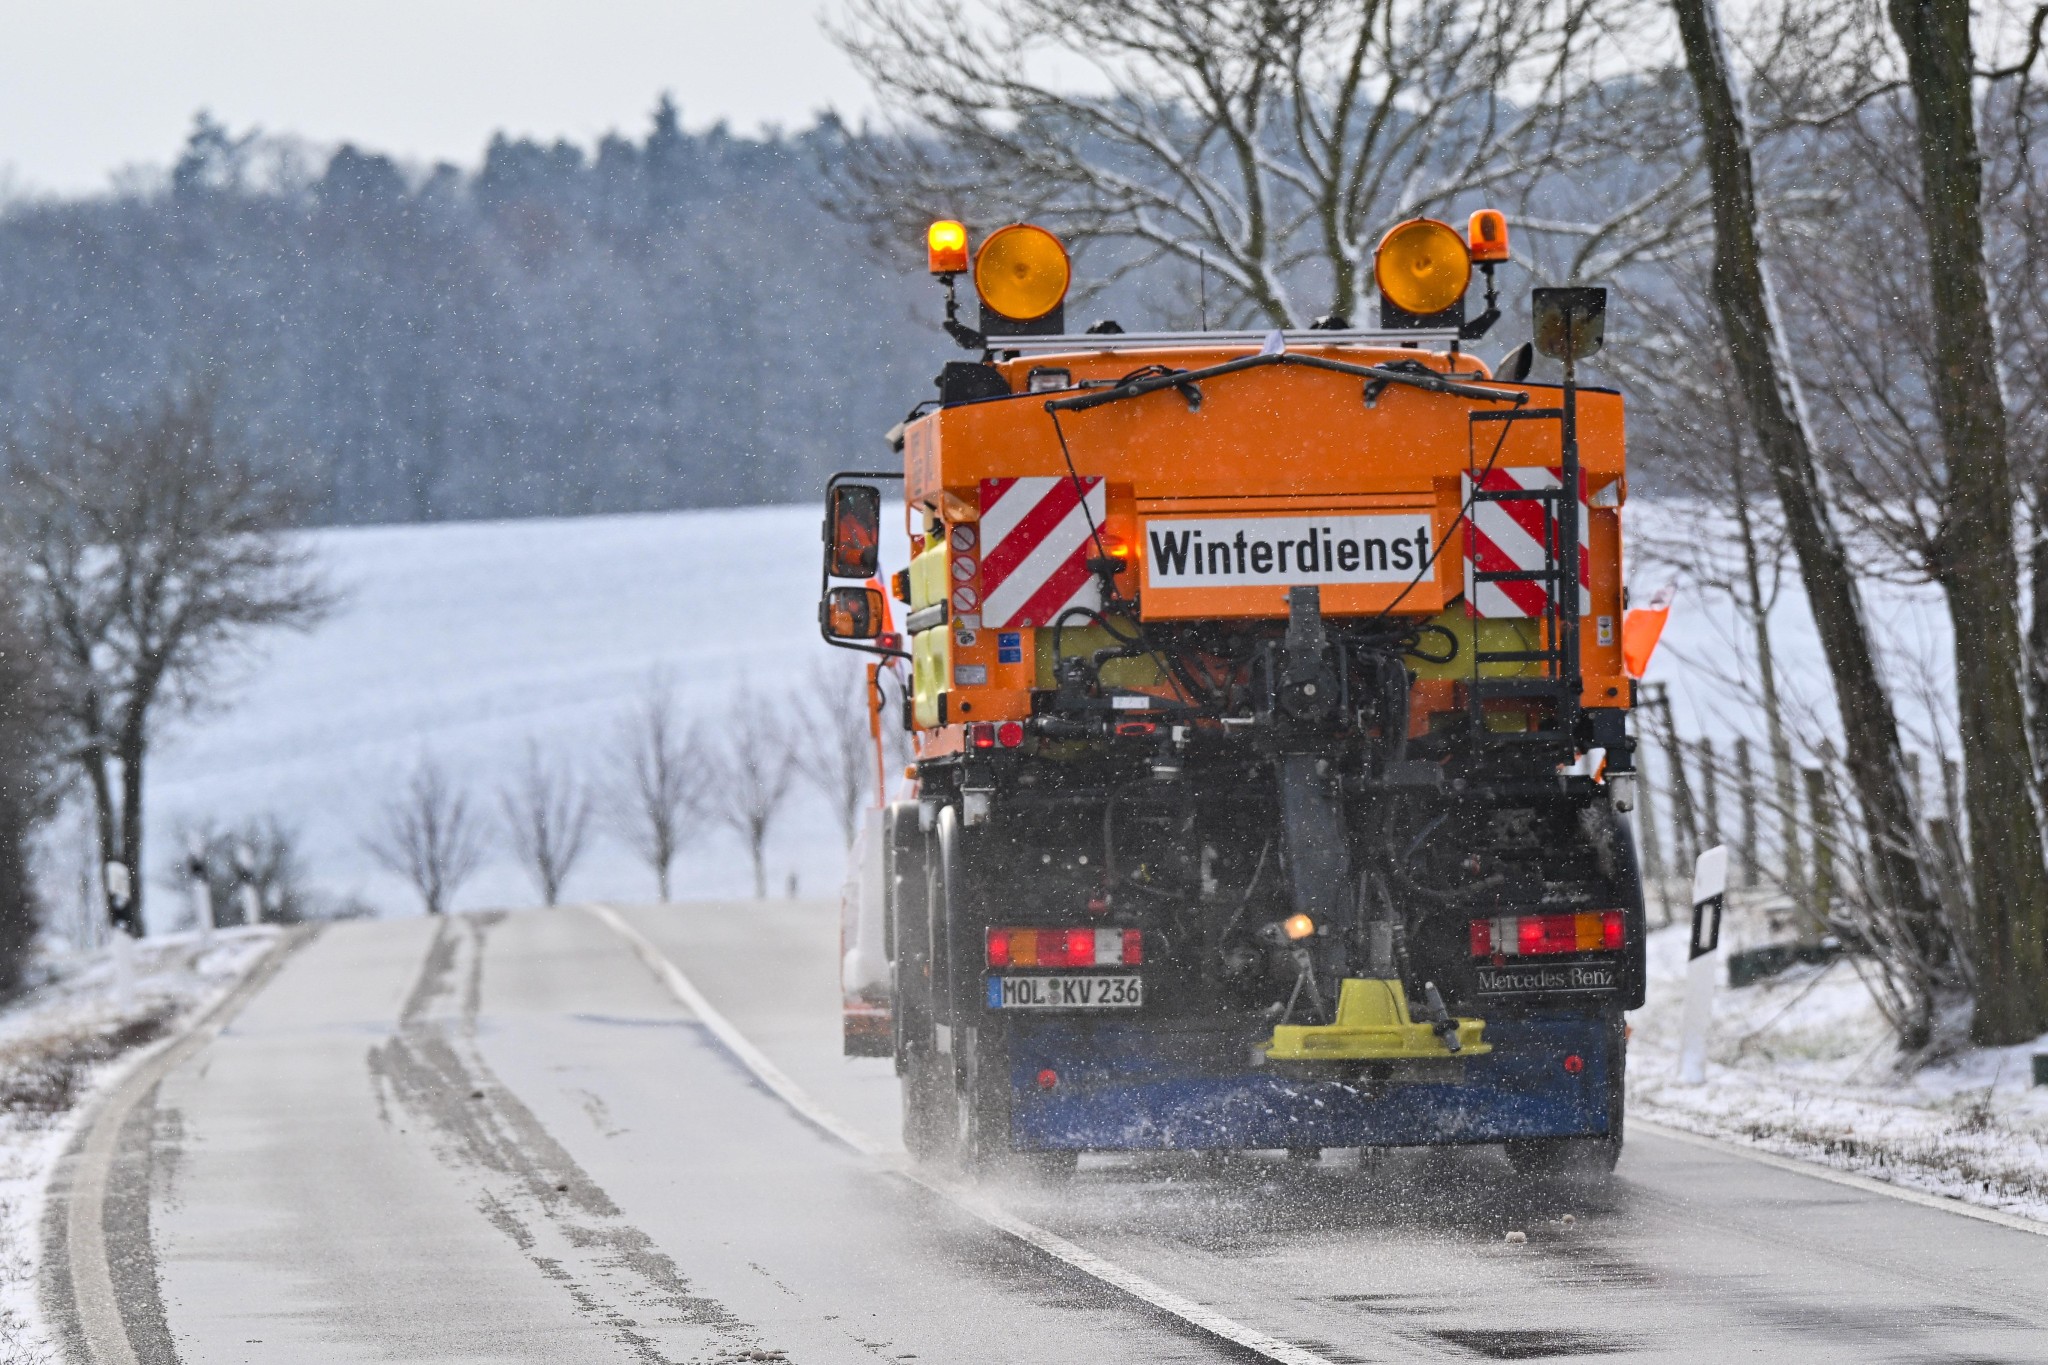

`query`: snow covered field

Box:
[96,506,893,932]
[86,498,1955,932]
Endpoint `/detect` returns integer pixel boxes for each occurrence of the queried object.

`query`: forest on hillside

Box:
[0,102,943,524]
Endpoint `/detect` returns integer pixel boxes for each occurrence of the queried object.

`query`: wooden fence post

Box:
[1735,736,1758,887]
[1804,764,1834,922]
[1698,737,1722,850]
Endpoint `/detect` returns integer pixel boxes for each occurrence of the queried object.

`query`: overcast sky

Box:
[0,0,876,194]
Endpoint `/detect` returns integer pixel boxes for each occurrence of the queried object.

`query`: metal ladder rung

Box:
[1474,568,1560,584]
[1471,678,1576,698]
[1476,650,1563,664]
[1470,488,1564,503]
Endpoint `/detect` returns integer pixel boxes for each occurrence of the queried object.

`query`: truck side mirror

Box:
[823,586,886,641]
[827,484,882,579]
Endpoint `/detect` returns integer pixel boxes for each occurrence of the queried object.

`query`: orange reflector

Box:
[1623,580,1677,678]
[974,223,1071,321]
[1374,218,1471,316]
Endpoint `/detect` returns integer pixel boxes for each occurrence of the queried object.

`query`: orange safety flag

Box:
[1622,580,1676,679]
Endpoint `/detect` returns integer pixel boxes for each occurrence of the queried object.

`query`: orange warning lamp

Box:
[1283,913,1316,941]
[1374,219,1471,317]
[974,223,1071,321]
[927,219,970,275]
[1468,209,1511,264]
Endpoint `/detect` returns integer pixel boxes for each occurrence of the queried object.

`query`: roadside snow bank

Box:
[0,928,280,1362]
[1628,902,2048,1226]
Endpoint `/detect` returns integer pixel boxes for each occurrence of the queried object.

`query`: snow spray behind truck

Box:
[822,213,1644,1175]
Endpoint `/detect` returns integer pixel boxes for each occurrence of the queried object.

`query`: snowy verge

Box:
[0,928,281,1363]
[1627,902,2048,1227]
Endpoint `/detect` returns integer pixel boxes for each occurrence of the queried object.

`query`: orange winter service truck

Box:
[820,212,1645,1176]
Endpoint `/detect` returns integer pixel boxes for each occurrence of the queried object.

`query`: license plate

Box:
[987,974,1143,1010]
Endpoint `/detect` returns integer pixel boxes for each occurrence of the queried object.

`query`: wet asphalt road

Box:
[97,902,2048,1363]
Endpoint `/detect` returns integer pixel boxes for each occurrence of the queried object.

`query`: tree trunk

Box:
[1672,0,1936,947]
[2027,508,2048,808]
[79,744,132,937]
[1731,455,1804,900]
[1888,0,2048,1044]
[116,730,147,936]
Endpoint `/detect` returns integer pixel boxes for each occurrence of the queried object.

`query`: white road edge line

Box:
[1634,1117,2048,1239]
[57,928,314,1365]
[584,903,1343,1365]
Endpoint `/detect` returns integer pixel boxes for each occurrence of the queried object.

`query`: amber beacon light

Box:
[1374,218,1472,317]
[973,223,1072,321]
[1467,209,1511,264]
[927,219,970,275]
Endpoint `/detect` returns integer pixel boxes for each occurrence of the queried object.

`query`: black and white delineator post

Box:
[1678,844,1727,1085]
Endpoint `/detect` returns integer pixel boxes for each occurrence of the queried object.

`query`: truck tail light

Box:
[971,722,996,749]
[986,926,1142,968]
[996,720,1025,748]
[1469,910,1624,958]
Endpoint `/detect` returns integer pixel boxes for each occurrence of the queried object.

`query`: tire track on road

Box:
[586,902,1361,1365]
[370,911,775,1365]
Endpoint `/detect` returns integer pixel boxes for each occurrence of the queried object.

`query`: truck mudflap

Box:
[1004,1013,1618,1152]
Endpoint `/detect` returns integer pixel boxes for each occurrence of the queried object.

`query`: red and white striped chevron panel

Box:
[977,476,1106,629]
[1463,467,1593,619]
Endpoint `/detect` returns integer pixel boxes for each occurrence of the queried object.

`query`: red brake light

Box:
[996,720,1025,748]
[971,722,996,749]
[984,926,1143,967]
[1472,911,1625,958]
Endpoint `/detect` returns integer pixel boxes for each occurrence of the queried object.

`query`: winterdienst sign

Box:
[1143,514,1433,588]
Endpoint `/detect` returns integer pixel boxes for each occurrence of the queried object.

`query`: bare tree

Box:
[0,571,64,993]
[795,658,877,848]
[1667,0,1943,1046]
[366,756,490,916]
[711,680,799,899]
[833,0,1693,327]
[502,740,594,906]
[2,381,332,935]
[615,674,708,900]
[1619,278,1804,896]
